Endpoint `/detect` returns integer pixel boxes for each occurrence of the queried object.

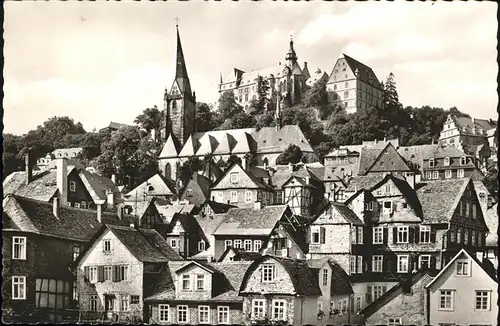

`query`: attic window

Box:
[148,186,155,191]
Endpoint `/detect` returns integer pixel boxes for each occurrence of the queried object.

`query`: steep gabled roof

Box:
[426,249,497,290]
[346,174,386,192]
[218,247,262,262]
[251,125,314,154]
[195,134,219,156]
[343,54,382,89]
[159,133,182,158]
[79,170,119,203]
[240,255,322,296]
[213,132,238,155]
[179,173,211,205]
[125,174,176,199]
[178,134,200,157]
[173,26,192,95]
[359,143,411,175]
[212,163,273,191]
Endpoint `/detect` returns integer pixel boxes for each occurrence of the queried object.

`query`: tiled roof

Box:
[195,212,227,240]
[213,205,289,236]
[360,268,438,318]
[3,195,130,241]
[398,144,441,169]
[357,147,381,175]
[417,178,470,223]
[212,163,274,191]
[219,248,263,262]
[328,261,354,295]
[358,143,411,175]
[343,54,382,89]
[155,203,196,224]
[454,116,496,134]
[251,125,314,154]
[3,171,31,197]
[107,225,182,263]
[332,202,365,225]
[145,260,253,302]
[306,69,328,87]
[346,174,386,192]
[79,170,119,203]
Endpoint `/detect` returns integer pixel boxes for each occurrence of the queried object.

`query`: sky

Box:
[3,1,498,135]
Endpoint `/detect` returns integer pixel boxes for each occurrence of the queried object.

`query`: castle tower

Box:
[285,36,298,68]
[164,24,196,146]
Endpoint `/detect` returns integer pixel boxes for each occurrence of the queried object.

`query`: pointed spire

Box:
[175,25,189,80]
[285,34,298,65]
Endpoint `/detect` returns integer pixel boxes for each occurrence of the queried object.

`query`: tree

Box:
[134,106,161,132]
[276,144,303,165]
[383,72,400,108]
[3,133,25,178]
[255,112,276,130]
[216,111,256,130]
[95,126,157,187]
[217,91,244,121]
[304,80,329,111]
[195,102,217,132]
[178,156,204,184]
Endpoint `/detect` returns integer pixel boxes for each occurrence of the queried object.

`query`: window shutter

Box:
[366,286,372,303]
[97,266,104,283]
[415,226,420,244]
[305,227,311,244]
[112,266,118,282]
[392,227,397,244]
[430,255,437,269]
[84,266,89,281]
[387,256,394,274]
[382,285,387,294]
[320,227,326,244]
[383,228,388,244]
[430,227,437,243]
[409,227,414,243]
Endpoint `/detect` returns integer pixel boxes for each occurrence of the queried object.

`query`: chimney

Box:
[106,189,115,209]
[304,61,308,69]
[96,204,102,223]
[111,174,116,184]
[25,153,33,185]
[242,157,248,170]
[405,172,415,189]
[53,197,59,218]
[305,176,310,184]
[254,201,262,210]
[263,161,268,169]
[288,163,293,173]
[57,158,68,206]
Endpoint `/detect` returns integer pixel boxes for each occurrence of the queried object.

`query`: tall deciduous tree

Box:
[134,106,161,132]
[217,91,244,121]
[195,102,217,132]
[276,144,303,165]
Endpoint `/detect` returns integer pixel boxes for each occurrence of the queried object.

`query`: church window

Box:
[164,163,172,179]
[172,100,177,113]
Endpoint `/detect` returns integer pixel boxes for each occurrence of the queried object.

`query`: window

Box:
[198,241,205,252]
[262,263,275,282]
[385,184,392,194]
[457,169,464,178]
[345,81,348,88]
[350,256,357,274]
[445,170,452,179]
[419,255,431,268]
[89,295,98,311]
[70,181,76,192]
[439,290,454,310]
[73,244,80,261]
[419,225,431,243]
[356,297,361,311]
[322,269,328,286]
[472,204,477,219]
[373,285,385,301]
[383,201,393,214]
[254,240,262,252]
[74,202,81,208]
[119,265,128,281]
[272,300,287,320]
[185,189,193,197]
[252,299,266,319]
[365,201,374,211]
[230,172,239,183]
[120,295,129,311]
[103,239,112,253]
[196,274,205,290]
[429,158,435,168]
[475,291,490,311]
[170,239,177,248]
[12,276,26,300]
[244,240,252,251]
[373,227,383,244]
[159,304,170,322]
[12,237,26,260]
[472,230,477,246]
[81,201,87,209]
[357,256,363,273]
[245,191,253,203]
[357,227,364,244]
[182,275,191,291]
[432,171,439,179]
[344,91,349,99]
[233,239,242,249]
[177,305,188,323]
[388,318,402,326]
[198,306,210,323]
[230,191,238,203]
[89,266,97,283]
[224,240,232,250]
[444,157,450,166]
[456,260,470,276]
[217,306,230,324]
[397,255,409,273]
[425,171,432,179]
[460,156,466,166]
[397,226,409,243]
[372,255,383,272]
[34,279,71,309]
[104,266,112,281]
[464,229,469,245]
[130,295,140,304]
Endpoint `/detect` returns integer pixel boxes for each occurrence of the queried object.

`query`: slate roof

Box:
[398,144,441,169]
[166,213,207,243]
[195,212,227,239]
[357,147,382,175]
[158,133,182,158]
[79,170,119,203]
[346,174,386,192]
[333,202,365,225]
[145,260,253,302]
[107,121,134,130]
[213,205,290,236]
[417,178,470,224]
[212,163,274,191]
[358,143,411,175]
[306,69,329,87]
[360,268,438,318]
[155,203,197,224]
[343,54,382,89]
[240,256,322,296]
[328,261,354,295]
[125,174,176,200]
[6,167,76,202]
[107,225,183,262]
[251,125,313,154]
[3,195,130,242]
[454,116,496,135]
[218,247,263,262]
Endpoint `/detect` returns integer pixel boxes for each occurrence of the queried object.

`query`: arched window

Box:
[171,100,177,113]
[164,163,172,179]
[148,185,155,191]
[263,158,269,166]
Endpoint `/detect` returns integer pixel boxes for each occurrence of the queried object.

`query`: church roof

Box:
[178,134,201,157]
[195,134,219,156]
[159,133,182,158]
[174,26,192,95]
[213,133,238,155]
[306,69,329,87]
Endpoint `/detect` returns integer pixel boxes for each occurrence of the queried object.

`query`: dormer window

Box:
[444,157,450,166]
[261,263,275,282]
[182,275,191,291]
[460,156,466,166]
[429,158,435,168]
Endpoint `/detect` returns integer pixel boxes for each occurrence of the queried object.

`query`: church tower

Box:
[164,24,196,146]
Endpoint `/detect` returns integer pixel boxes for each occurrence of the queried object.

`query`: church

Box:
[157,26,316,180]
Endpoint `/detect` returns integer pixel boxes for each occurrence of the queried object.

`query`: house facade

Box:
[438,114,496,150]
[426,249,498,326]
[239,256,322,326]
[420,146,484,181]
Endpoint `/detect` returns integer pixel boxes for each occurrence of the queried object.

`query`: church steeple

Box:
[285,35,298,66]
[174,25,192,96]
